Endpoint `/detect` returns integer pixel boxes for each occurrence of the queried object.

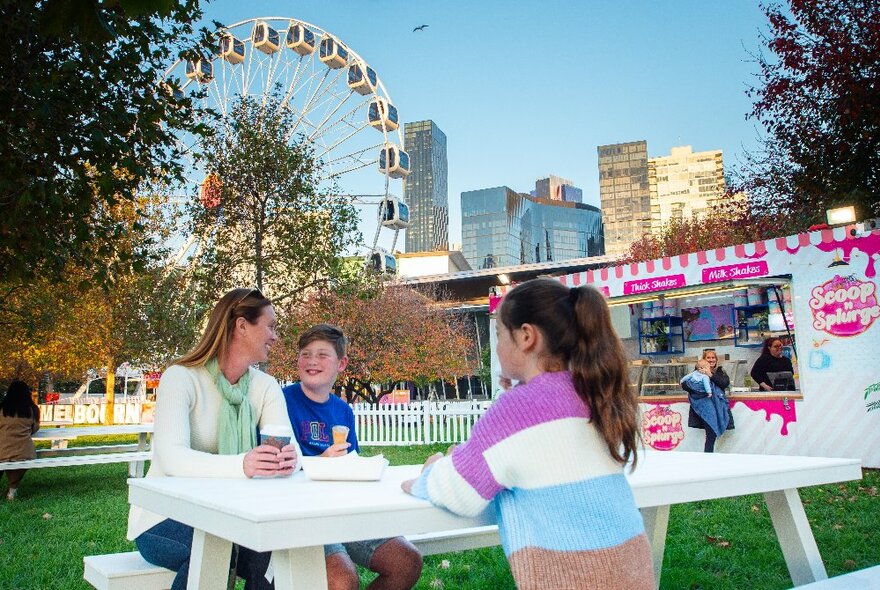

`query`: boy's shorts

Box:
[324,536,396,567]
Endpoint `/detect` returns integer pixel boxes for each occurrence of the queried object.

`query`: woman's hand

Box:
[401,478,416,494]
[760,382,774,392]
[244,444,297,478]
[320,442,351,458]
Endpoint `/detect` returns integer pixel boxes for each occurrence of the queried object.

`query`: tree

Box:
[271,284,476,404]
[190,90,361,306]
[0,195,206,398]
[733,0,880,231]
[0,0,212,286]
[620,199,781,263]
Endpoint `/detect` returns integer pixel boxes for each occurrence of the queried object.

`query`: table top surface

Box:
[128,451,861,552]
[34,424,153,439]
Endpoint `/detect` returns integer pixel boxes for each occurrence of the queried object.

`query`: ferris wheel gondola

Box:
[286,23,316,55]
[252,21,281,54]
[219,35,245,64]
[161,17,408,277]
[319,36,348,69]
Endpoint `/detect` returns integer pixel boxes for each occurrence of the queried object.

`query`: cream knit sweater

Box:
[127,363,298,539]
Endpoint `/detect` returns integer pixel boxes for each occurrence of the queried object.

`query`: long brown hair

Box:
[499,278,640,467]
[174,288,272,368]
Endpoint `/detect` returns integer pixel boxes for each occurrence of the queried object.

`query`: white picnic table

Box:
[127,451,861,589]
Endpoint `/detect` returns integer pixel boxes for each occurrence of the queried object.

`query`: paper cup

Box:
[260,424,293,450]
[332,425,349,445]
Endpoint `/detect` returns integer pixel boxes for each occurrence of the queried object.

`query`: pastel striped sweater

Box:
[410,371,654,589]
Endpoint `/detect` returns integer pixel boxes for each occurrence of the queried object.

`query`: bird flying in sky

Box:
[413,24,429,32]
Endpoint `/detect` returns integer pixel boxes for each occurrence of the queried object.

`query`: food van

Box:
[490,224,880,468]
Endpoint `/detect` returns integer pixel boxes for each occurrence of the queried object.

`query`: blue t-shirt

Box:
[281,383,359,456]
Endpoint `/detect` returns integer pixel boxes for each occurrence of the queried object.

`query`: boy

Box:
[282,324,422,590]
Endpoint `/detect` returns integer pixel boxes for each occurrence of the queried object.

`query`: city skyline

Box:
[200,1,770,251]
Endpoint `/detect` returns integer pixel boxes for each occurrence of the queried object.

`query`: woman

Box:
[683,350,734,453]
[750,337,795,392]
[127,288,300,590]
[0,381,40,500]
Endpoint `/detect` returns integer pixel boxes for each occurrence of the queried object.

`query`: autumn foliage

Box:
[620,198,782,264]
[270,285,476,404]
[732,0,880,232]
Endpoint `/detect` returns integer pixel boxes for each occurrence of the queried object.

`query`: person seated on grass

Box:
[282,323,422,590]
[402,279,654,589]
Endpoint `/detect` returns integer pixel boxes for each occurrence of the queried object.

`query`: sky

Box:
[196,0,771,252]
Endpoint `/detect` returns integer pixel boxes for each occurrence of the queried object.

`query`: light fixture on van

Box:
[825,206,856,226]
[496,273,510,285]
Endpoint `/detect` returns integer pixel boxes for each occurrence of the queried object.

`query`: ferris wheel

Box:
[162,16,410,275]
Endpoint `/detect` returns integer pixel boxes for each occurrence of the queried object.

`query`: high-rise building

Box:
[597,141,652,259]
[532,175,583,203]
[461,186,604,270]
[648,145,728,227]
[403,120,448,252]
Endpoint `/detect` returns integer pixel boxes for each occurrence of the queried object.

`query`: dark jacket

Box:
[685,366,735,431]
[750,354,794,390]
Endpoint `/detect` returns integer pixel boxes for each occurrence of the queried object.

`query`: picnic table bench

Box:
[0,423,153,478]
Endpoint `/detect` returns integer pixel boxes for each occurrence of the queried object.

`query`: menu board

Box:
[681,304,736,341]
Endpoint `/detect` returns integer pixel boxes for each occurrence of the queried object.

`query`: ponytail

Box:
[569,286,640,467]
[499,279,640,467]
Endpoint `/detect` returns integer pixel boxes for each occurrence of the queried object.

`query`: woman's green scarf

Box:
[206,358,256,455]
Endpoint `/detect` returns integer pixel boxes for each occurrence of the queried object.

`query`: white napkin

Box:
[300,452,389,481]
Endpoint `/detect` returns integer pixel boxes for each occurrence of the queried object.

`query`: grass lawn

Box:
[1,438,877,589]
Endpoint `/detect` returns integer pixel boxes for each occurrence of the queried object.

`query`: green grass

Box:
[1,440,877,590]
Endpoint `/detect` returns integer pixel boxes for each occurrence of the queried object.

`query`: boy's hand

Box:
[320,442,351,458]
[401,478,415,494]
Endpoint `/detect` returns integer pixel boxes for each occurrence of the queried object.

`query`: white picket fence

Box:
[353,401,492,446]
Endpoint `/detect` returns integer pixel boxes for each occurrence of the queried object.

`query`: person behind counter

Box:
[750,337,795,392]
[127,288,300,590]
[0,381,40,500]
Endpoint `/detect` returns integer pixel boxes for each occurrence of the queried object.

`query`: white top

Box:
[127,363,298,539]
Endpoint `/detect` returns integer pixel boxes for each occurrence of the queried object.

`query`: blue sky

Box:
[197,0,770,250]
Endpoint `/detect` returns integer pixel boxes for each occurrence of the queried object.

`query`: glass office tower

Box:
[598,140,652,259]
[403,120,448,252]
[461,186,604,270]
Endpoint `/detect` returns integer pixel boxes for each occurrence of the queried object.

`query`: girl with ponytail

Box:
[403,278,653,589]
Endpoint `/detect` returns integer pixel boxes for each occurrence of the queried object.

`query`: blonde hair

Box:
[701,349,722,367]
[174,288,272,368]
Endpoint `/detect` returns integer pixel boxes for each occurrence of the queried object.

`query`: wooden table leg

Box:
[188,529,234,590]
[272,546,328,590]
[764,488,828,586]
[640,504,670,590]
